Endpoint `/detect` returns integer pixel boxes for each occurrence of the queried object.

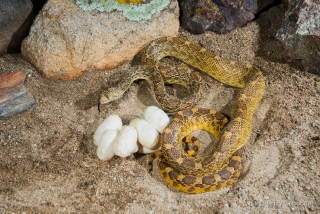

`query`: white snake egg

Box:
[129,118,160,150]
[113,126,138,158]
[143,106,170,133]
[93,115,122,145]
[96,129,118,161]
[137,142,160,154]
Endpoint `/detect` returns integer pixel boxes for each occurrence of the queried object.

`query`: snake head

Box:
[99,86,125,105]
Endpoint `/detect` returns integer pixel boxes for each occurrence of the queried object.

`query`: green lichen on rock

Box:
[75,0,171,21]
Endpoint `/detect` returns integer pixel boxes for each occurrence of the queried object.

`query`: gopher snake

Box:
[100,37,265,193]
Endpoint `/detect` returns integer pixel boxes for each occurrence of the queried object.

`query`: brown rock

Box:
[276,0,320,75]
[179,0,275,34]
[21,0,179,80]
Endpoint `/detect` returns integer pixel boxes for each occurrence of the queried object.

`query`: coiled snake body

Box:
[100,37,265,194]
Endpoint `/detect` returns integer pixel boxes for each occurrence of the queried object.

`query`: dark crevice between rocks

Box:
[7,10,34,53]
[252,0,282,20]
[31,0,47,16]
[6,0,47,54]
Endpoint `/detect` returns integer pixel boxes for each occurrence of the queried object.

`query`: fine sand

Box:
[0,5,319,213]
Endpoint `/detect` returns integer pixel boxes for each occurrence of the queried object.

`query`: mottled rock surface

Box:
[276,0,320,75]
[179,0,275,34]
[0,0,33,56]
[0,72,35,120]
[21,0,179,80]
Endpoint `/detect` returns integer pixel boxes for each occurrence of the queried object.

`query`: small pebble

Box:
[287,177,295,182]
[264,195,269,200]
[241,189,247,200]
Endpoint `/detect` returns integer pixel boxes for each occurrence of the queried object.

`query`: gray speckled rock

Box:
[0,72,35,120]
[179,0,275,34]
[0,0,33,56]
[21,0,179,80]
[276,0,320,75]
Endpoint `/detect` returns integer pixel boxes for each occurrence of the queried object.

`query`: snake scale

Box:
[100,37,265,194]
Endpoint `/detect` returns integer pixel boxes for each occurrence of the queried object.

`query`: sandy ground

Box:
[0,5,319,214]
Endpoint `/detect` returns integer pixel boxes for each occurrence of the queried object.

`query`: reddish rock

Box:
[0,72,35,119]
[21,0,179,80]
[0,71,26,95]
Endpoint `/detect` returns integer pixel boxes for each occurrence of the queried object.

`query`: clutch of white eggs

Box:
[93,106,170,161]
